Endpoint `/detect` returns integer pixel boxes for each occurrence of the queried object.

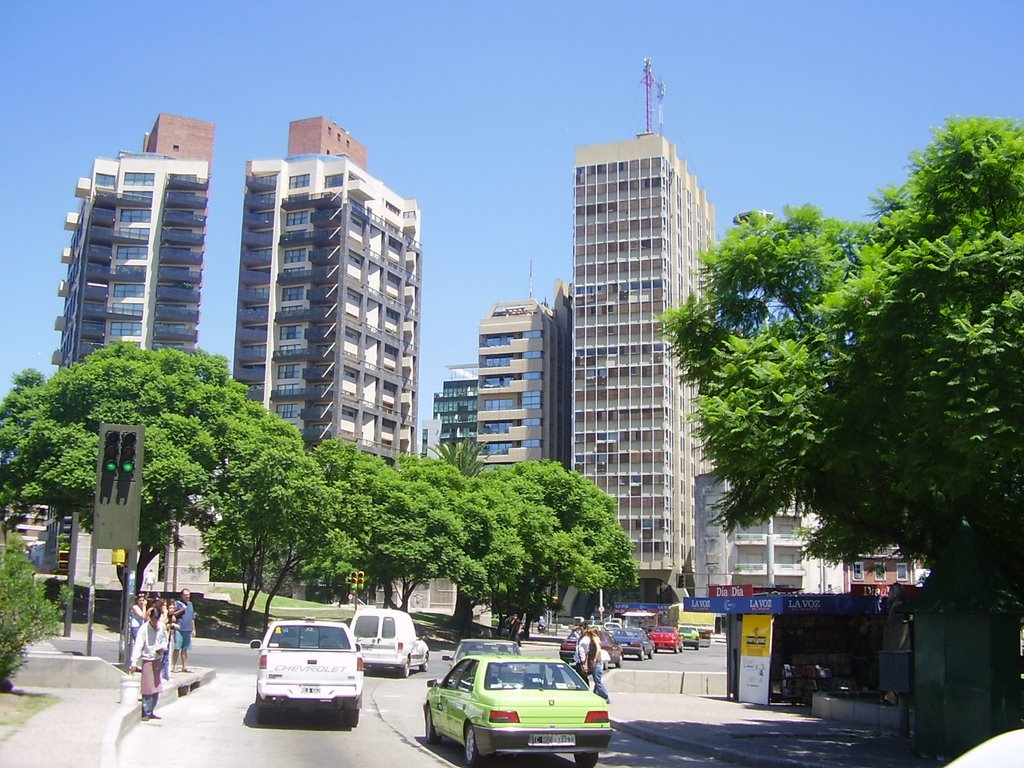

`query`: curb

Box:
[100,668,217,768]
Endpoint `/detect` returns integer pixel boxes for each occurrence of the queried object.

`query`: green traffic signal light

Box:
[102,431,121,473]
[119,432,138,474]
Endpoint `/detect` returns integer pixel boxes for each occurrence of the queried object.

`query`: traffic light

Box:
[98,429,121,503]
[111,548,126,566]
[356,570,365,588]
[349,570,359,586]
[119,431,138,476]
[93,423,145,550]
[56,549,70,576]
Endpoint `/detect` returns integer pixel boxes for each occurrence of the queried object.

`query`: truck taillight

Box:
[488,710,520,723]
[259,653,267,670]
[356,656,364,672]
[585,710,609,724]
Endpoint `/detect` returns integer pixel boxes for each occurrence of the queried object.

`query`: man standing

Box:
[171,589,196,673]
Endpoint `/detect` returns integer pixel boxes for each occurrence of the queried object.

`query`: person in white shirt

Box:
[130,607,168,721]
[572,624,592,682]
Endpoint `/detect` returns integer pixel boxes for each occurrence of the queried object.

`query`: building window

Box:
[523,329,542,338]
[280,325,302,340]
[288,174,310,190]
[276,404,299,419]
[325,173,344,188]
[110,321,142,337]
[119,209,151,223]
[873,563,886,581]
[483,442,512,456]
[480,421,512,435]
[523,350,542,359]
[110,303,144,317]
[522,439,542,448]
[523,371,542,380]
[483,356,511,368]
[284,249,307,263]
[281,287,304,302]
[113,284,145,298]
[116,246,147,260]
[483,398,515,411]
[521,391,542,409]
[285,211,309,226]
[522,417,542,426]
[896,563,909,582]
[277,364,300,379]
[851,562,864,581]
[95,173,116,188]
[123,172,154,186]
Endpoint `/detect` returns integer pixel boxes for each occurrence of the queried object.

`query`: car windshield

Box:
[269,624,351,650]
[653,626,675,633]
[483,661,591,691]
[455,641,520,661]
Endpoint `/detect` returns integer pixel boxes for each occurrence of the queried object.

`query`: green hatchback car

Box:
[677,624,701,650]
[424,655,612,768]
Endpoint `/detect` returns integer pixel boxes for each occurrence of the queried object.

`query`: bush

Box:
[0,534,62,688]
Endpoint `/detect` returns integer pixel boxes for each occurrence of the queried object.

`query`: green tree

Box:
[663,116,1024,594]
[431,439,484,477]
[0,344,267,590]
[204,409,326,635]
[0,534,62,690]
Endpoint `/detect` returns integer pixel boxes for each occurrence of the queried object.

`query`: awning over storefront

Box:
[683,593,886,616]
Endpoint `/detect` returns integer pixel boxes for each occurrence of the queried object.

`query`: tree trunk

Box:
[451,590,477,636]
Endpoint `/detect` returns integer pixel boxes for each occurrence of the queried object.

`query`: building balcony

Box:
[112,265,147,282]
[773,563,807,575]
[246,175,277,193]
[60,246,73,264]
[271,347,313,362]
[734,533,767,546]
[164,191,207,210]
[733,563,768,575]
[238,269,270,288]
[64,212,81,231]
[233,366,265,383]
[166,174,209,191]
[158,247,203,267]
[303,426,333,442]
[89,207,115,228]
[275,306,333,324]
[76,177,92,198]
[152,325,198,343]
[244,193,276,211]
[303,366,334,382]
[155,305,199,323]
[84,284,107,302]
[306,287,337,305]
[306,327,336,342]
[155,286,199,303]
[311,192,344,210]
[161,229,205,247]
[237,308,269,324]
[300,406,332,421]
[246,385,265,402]
[237,288,270,304]
[241,248,272,268]
[112,227,151,244]
[346,177,374,202]
[269,386,330,401]
[309,247,340,266]
[311,209,344,227]
[54,315,66,332]
[80,323,105,341]
[280,193,313,211]
[88,226,113,245]
[234,345,266,364]
[86,244,113,263]
[162,210,207,228]
[280,229,340,248]
[236,326,268,343]
[243,212,275,229]
[158,267,202,284]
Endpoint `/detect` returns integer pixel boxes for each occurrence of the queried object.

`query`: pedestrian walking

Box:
[130,607,168,721]
[587,627,611,703]
[129,594,147,647]
[572,623,592,683]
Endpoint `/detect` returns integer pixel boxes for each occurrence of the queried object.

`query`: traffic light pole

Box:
[86,542,97,657]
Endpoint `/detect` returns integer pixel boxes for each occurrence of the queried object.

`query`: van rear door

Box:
[353,613,403,664]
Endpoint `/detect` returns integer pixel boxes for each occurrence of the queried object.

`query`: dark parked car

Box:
[610,626,653,660]
[559,628,624,668]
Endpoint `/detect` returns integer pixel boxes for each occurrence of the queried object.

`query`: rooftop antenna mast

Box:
[529,258,534,299]
[642,58,655,134]
[657,78,666,135]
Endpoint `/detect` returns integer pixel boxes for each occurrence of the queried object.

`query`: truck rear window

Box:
[270,625,352,650]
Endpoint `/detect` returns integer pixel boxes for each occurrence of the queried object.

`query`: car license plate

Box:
[529,734,575,747]
[301,686,320,695]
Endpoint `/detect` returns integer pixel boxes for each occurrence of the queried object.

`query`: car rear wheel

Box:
[420,652,429,672]
[575,751,599,768]
[401,656,411,678]
[425,707,442,744]
[464,723,484,767]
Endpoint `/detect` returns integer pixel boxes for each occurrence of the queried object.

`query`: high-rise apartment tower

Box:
[477,281,573,468]
[233,117,421,460]
[572,133,714,600]
[56,114,214,367]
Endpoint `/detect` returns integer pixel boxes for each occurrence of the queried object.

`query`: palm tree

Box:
[431,439,484,477]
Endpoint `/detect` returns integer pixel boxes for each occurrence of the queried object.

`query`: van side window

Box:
[382,616,397,639]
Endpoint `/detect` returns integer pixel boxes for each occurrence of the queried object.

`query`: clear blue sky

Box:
[3,1,1022,420]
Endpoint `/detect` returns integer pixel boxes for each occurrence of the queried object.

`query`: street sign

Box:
[92,423,144,549]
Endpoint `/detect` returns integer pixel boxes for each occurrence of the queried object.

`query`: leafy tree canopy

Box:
[663,116,1024,594]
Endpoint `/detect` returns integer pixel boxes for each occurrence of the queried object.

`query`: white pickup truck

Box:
[250,618,364,727]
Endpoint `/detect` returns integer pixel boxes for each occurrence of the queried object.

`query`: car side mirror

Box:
[442,653,452,661]
[249,640,261,650]
[426,678,438,688]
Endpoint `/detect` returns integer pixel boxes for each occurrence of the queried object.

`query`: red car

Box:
[648,626,682,653]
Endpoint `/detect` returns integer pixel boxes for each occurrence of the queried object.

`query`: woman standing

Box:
[129,594,147,647]
[130,607,168,721]
[587,627,611,704]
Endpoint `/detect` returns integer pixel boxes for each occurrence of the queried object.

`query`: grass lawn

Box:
[0,691,56,743]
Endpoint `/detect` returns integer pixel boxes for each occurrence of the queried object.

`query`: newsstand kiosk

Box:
[683,590,889,705]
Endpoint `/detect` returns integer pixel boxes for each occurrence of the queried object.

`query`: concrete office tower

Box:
[234,117,421,460]
[573,133,715,601]
[56,114,214,368]
[477,281,573,468]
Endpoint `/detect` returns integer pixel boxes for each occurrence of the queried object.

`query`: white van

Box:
[351,607,430,677]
